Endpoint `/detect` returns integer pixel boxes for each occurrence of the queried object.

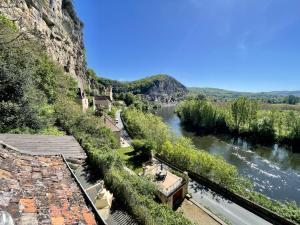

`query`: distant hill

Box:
[189,87,300,100]
[96,75,188,102]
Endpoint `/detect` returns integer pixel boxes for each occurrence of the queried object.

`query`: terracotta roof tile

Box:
[0,146,98,225]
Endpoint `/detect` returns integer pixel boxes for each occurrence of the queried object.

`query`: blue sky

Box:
[74,0,300,92]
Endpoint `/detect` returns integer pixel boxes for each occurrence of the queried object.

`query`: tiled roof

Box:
[0,145,98,225]
[94,96,111,101]
[0,134,87,159]
[95,99,111,105]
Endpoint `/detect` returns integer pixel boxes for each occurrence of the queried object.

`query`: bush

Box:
[123,108,170,151]
[250,117,276,143]
[132,139,152,160]
[105,168,191,225]
[0,13,17,31]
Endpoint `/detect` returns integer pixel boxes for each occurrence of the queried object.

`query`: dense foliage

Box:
[55,99,191,225]
[284,95,300,105]
[122,108,170,151]
[117,92,154,111]
[122,108,300,224]
[97,74,182,94]
[0,15,192,225]
[177,97,300,146]
[0,16,76,134]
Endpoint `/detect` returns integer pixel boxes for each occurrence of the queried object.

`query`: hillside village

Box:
[0,1,207,225]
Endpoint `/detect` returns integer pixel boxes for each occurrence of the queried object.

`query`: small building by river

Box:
[143,160,188,209]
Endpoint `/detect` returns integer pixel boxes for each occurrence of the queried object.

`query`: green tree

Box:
[230,97,258,132]
[284,95,299,105]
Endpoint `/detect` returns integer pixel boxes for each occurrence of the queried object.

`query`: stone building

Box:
[93,86,113,112]
[143,161,188,209]
[93,96,112,112]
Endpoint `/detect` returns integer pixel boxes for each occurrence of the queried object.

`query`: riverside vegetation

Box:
[122,107,300,224]
[176,96,300,147]
[0,14,192,225]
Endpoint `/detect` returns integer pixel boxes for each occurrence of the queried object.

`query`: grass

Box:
[261,103,300,111]
[117,147,146,174]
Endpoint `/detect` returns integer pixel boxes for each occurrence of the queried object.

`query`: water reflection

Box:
[155,106,300,205]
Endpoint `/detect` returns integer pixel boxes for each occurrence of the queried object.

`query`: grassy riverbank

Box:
[176,97,300,148]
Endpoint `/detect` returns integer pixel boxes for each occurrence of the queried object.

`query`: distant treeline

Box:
[189,88,300,104]
[176,96,300,147]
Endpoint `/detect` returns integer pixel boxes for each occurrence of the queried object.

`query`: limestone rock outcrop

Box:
[0,0,86,89]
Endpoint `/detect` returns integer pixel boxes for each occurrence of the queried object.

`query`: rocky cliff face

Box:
[142,76,188,102]
[98,75,188,103]
[0,0,86,89]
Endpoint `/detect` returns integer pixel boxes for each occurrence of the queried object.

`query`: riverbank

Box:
[176,98,300,149]
[156,105,300,205]
[117,110,227,225]
[122,107,300,224]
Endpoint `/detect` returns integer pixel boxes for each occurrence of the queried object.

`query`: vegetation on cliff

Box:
[62,0,84,28]
[0,14,75,134]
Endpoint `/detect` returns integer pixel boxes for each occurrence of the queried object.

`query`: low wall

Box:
[155,155,297,225]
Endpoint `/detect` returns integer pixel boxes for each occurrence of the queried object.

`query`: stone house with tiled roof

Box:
[93,86,114,112]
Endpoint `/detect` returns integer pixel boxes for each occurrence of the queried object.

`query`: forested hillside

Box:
[93,74,188,103]
[189,87,300,102]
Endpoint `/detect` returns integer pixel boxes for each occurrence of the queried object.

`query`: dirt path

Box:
[177,199,222,225]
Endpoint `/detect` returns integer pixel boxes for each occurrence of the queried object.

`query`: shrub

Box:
[132,139,152,160]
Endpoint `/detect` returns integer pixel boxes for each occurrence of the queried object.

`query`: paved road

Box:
[116,110,272,225]
[116,110,131,147]
[189,181,271,225]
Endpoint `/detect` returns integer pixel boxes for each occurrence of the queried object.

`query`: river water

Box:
[155,105,300,205]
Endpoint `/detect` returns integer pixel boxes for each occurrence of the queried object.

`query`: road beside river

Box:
[117,110,271,225]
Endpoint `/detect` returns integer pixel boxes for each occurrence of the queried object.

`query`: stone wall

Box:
[155,155,297,225]
[0,0,86,90]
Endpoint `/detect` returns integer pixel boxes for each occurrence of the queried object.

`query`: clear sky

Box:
[74,0,300,92]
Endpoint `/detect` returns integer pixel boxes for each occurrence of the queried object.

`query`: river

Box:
[155,105,300,205]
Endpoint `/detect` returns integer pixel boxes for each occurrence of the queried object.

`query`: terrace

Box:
[143,159,188,208]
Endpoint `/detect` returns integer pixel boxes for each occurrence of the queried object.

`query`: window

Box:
[50,0,55,11]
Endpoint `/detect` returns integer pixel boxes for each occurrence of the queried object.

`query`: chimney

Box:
[109,86,113,101]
